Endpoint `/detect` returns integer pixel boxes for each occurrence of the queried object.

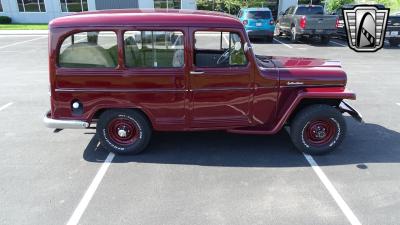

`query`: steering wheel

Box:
[217,49,231,65]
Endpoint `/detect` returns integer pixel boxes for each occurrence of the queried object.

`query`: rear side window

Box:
[59,31,118,68]
[295,6,324,15]
[247,11,271,19]
[124,31,184,68]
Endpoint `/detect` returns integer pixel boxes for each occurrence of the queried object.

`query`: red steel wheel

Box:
[303,119,337,146]
[97,109,152,155]
[107,118,140,146]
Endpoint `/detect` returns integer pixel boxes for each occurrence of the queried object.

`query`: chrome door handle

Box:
[190,71,205,75]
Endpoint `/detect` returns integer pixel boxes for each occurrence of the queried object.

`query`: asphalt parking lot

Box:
[0,34,400,225]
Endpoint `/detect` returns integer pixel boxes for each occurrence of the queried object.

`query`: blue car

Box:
[238,8,275,42]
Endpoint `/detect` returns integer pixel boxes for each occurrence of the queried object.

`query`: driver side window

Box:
[194,31,247,68]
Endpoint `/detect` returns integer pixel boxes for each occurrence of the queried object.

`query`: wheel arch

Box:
[91,107,154,129]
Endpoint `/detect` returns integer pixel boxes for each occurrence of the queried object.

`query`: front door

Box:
[189,28,253,128]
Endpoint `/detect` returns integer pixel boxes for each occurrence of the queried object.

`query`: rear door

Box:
[188,28,253,128]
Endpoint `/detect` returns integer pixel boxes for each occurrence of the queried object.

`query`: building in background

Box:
[0,0,197,23]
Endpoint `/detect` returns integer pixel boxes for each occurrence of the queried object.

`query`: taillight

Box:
[269,20,274,25]
[243,20,248,25]
[299,16,306,29]
[335,18,339,29]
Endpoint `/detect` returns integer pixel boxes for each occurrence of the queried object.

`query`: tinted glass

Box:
[60,0,88,12]
[247,11,271,19]
[0,1,3,12]
[59,31,118,68]
[295,6,324,15]
[154,0,181,9]
[124,31,184,68]
[17,0,46,12]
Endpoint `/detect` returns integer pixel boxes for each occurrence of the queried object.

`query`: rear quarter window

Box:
[59,31,118,68]
[295,6,324,15]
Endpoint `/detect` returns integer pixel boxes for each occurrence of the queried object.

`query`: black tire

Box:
[290,104,346,155]
[389,40,399,47]
[320,35,331,45]
[290,26,299,43]
[97,109,152,155]
[266,36,274,43]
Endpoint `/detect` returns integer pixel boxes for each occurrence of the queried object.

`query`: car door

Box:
[189,28,253,128]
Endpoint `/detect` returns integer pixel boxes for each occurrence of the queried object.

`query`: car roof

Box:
[242,8,271,12]
[50,9,243,29]
[297,4,324,7]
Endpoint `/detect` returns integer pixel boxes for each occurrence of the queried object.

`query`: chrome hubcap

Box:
[118,129,127,138]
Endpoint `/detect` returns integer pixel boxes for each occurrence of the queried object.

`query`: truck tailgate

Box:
[305,15,337,30]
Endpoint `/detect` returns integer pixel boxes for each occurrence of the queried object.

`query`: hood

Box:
[257,55,347,87]
[271,56,342,68]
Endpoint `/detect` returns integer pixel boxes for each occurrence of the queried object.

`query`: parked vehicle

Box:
[238,8,275,42]
[44,9,362,155]
[387,12,400,47]
[276,5,338,44]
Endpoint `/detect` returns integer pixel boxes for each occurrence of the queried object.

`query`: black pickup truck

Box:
[276,5,338,44]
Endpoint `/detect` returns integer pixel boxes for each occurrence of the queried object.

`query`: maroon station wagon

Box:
[44,9,362,155]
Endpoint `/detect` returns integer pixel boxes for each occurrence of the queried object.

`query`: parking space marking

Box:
[0,102,13,112]
[273,38,293,49]
[396,103,400,106]
[66,152,115,225]
[0,36,46,50]
[303,154,362,225]
[330,40,347,47]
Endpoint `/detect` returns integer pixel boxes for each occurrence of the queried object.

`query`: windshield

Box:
[247,11,271,19]
[296,6,324,15]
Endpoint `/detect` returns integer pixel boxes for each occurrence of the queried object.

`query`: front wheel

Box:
[97,109,152,155]
[389,40,399,47]
[290,105,346,155]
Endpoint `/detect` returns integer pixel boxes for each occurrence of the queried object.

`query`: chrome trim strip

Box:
[55,88,187,93]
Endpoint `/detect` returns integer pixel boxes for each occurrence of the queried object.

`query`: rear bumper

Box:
[44,111,90,129]
[339,101,363,123]
[297,29,336,36]
[246,30,274,38]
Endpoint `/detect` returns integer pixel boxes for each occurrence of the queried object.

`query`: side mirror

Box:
[244,42,252,53]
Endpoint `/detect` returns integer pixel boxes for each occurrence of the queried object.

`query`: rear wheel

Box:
[97,109,152,155]
[265,36,274,43]
[290,104,346,155]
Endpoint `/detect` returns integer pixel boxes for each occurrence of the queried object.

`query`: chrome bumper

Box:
[339,101,363,123]
[44,111,89,129]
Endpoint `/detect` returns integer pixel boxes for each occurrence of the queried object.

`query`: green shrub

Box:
[0,16,12,24]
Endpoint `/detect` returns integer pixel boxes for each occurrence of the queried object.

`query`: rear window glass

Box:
[247,11,271,19]
[59,31,118,68]
[296,6,324,15]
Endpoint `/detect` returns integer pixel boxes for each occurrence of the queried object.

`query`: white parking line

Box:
[66,152,115,225]
[273,38,293,48]
[396,103,400,106]
[330,40,347,47]
[0,102,13,111]
[0,36,46,50]
[303,154,362,225]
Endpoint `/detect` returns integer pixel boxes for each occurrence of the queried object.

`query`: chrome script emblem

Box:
[343,5,389,52]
